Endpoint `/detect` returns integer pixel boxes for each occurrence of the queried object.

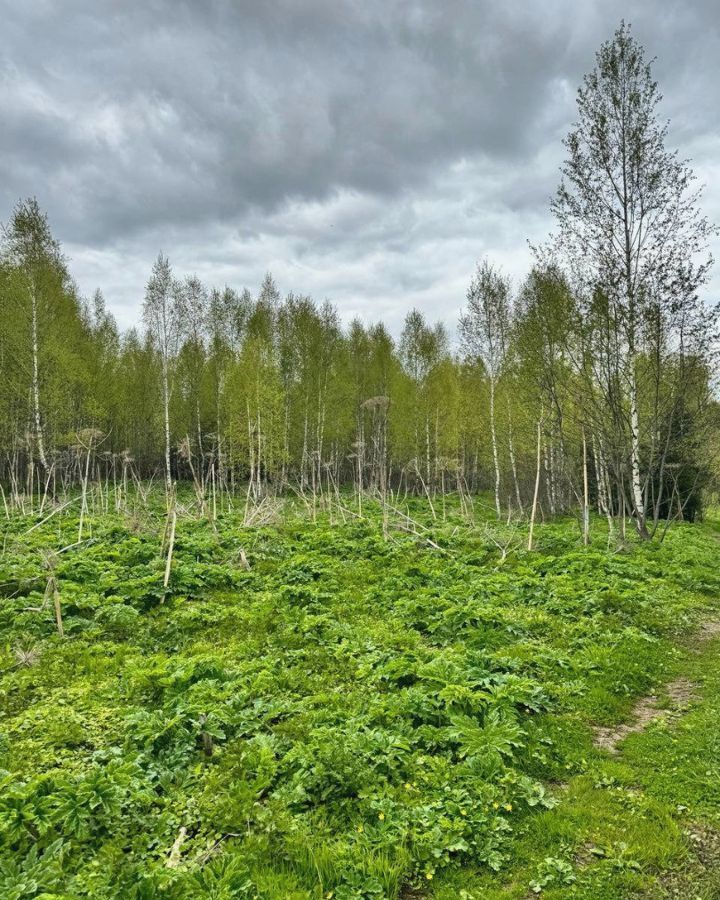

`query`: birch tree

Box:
[176,275,209,458]
[551,22,716,537]
[460,262,511,518]
[399,310,448,490]
[208,286,250,485]
[143,254,181,498]
[1,199,67,474]
[516,266,580,513]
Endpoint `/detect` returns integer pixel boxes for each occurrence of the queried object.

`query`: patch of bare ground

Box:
[593,618,720,754]
[689,618,720,653]
[593,678,697,753]
[399,886,426,899]
[573,842,607,867]
[686,825,720,870]
[696,619,720,640]
[654,825,720,898]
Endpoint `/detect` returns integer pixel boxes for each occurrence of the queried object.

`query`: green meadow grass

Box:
[1,497,719,898]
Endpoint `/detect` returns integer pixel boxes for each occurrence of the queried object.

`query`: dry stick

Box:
[582,428,590,546]
[382,502,449,552]
[159,506,171,557]
[414,466,437,521]
[163,506,177,595]
[132,468,152,505]
[38,465,54,516]
[182,435,211,522]
[194,832,242,866]
[0,484,9,520]
[42,551,64,637]
[393,522,449,553]
[460,474,475,524]
[528,418,543,552]
[166,826,188,869]
[324,464,347,524]
[23,498,78,535]
[54,539,92,556]
[334,502,365,521]
[211,462,217,521]
[243,476,254,525]
[223,469,234,513]
[78,444,91,544]
[77,431,102,543]
[382,501,431,532]
[52,581,64,638]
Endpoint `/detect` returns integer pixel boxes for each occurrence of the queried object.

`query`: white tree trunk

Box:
[592,432,613,531]
[629,368,646,534]
[582,428,590,546]
[489,375,501,518]
[506,399,523,515]
[162,357,172,498]
[30,281,48,471]
[216,372,225,484]
[528,419,542,551]
[425,415,431,489]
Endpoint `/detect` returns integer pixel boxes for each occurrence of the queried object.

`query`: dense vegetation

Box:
[1,496,719,898]
[2,21,720,900]
[1,26,718,542]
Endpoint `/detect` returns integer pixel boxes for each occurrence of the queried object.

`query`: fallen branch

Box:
[165,826,188,868]
[163,507,177,593]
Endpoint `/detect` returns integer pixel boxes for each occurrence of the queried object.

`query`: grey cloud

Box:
[1,0,719,330]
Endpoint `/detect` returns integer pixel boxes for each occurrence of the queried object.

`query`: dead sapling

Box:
[197,714,214,757]
[161,500,177,599]
[41,550,64,637]
[74,427,107,543]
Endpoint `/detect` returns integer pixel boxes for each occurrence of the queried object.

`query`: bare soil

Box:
[593,619,720,754]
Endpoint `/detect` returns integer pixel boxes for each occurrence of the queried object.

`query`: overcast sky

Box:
[2,0,719,334]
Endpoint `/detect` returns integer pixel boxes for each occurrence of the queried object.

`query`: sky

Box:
[1,0,719,334]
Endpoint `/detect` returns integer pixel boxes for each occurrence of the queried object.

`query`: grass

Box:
[432,624,720,898]
[430,528,720,900]
[1,494,719,898]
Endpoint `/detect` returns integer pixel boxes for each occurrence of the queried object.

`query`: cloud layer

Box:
[1,0,719,332]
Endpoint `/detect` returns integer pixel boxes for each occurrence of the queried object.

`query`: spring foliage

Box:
[1,496,720,897]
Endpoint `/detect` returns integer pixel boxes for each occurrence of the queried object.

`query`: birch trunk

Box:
[489,375,501,518]
[629,368,647,537]
[506,398,523,515]
[216,373,225,484]
[425,415,431,490]
[30,279,48,472]
[162,357,172,499]
[582,428,590,546]
[528,419,542,551]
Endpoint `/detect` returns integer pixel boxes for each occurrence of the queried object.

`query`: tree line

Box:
[0,24,717,539]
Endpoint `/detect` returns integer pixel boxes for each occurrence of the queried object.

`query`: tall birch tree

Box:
[1,199,67,474]
[551,22,716,537]
[460,262,511,518]
[143,254,181,498]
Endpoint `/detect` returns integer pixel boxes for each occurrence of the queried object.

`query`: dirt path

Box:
[592,618,720,754]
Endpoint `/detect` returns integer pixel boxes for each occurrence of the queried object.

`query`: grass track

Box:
[434,575,720,898]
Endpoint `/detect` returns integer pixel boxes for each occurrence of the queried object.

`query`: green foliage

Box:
[0,501,719,897]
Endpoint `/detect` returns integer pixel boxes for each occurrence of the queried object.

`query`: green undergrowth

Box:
[432,622,720,899]
[0,496,719,898]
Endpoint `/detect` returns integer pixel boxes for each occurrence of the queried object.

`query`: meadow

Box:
[1,494,720,898]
